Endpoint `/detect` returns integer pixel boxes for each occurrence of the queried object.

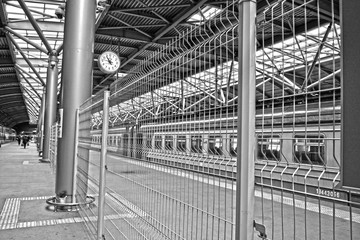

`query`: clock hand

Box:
[106,56,113,64]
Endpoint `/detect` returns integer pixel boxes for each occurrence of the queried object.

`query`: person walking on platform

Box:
[22,136,28,149]
[17,136,21,145]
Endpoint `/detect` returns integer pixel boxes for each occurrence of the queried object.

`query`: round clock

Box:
[98,51,120,74]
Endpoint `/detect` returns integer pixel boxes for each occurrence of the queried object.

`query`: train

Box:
[0,125,16,146]
[87,109,354,202]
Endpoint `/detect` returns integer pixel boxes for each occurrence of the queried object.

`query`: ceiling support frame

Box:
[20,82,41,107]
[8,33,46,85]
[17,0,53,52]
[302,23,333,90]
[3,26,48,54]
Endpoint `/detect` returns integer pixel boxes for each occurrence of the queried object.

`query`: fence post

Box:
[236,0,257,239]
[97,90,110,240]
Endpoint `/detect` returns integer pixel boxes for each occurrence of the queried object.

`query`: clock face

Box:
[98,51,120,74]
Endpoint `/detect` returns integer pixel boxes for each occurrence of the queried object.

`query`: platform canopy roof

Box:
[0,0,340,128]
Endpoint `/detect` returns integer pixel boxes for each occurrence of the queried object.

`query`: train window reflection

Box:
[230,136,237,157]
[165,136,173,150]
[145,135,152,149]
[257,135,281,161]
[123,134,129,156]
[208,136,223,155]
[136,133,143,147]
[191,136,202,153]
[177,136,186,152]
[294,134,325,165]
[155,135,162,149]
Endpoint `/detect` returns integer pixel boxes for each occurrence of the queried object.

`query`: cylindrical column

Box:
[97,91,109,240]
[42,52,59,162]
[235,1,256,240]
[37,94,46,154]
[56,0,96,200]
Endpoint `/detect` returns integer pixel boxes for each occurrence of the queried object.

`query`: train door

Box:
[123,134,129,156]
[135,133,143,159]
[129,126,135,157]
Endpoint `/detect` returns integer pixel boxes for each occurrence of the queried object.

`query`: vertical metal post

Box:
[56,0,96,200]
[37,94,46,154]
[340,1,360,190]
[42,52,59,162]
[97,91,109,240]
[235,0,256,239]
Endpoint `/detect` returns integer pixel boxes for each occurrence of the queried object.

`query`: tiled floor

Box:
[0,142,90,240]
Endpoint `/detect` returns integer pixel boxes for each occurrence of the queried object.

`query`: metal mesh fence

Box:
[49,123,59,173]
[73,0,360,239]
[254,0,359,239]
[75,93,104,238]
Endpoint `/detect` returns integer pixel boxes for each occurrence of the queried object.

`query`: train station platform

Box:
[0,141,89,240]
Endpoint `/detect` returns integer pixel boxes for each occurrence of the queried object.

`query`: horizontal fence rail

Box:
[72,0,360,239]
[49,123,59,173]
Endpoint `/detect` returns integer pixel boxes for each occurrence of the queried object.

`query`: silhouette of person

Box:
[22,136,28,149]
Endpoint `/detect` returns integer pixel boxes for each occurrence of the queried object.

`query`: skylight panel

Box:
[187,6,222,25]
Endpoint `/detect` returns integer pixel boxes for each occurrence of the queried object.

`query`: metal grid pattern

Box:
[73,1,358,239]
[83,1,241,239]
[0,0,340,129]
[49,123,59,173]
[76,93,105,239]
[254,1,358,239]
[3,0,65,124]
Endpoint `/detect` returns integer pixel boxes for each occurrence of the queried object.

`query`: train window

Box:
[230,136,237,157]
[165,136,173,150]
[123,134,129,156]
[293,134,325,165]
[257,135,281,161]
[123,134,129,147]
[191,136,202,153]
[177,136,186,152]
[136,133,143,146]
[117,136,121,146]
[208,136,223,155]
[146,135,152,149]
[155,136,162,149]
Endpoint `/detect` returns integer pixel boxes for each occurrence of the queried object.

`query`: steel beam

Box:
[119,0,208,67]
[17,0,53,52]
[16,69,42,100]
[8,34,46,85]
[302,23,333,90]
[8,20,64,32]
[56,0,96,201]
[3,26,48,54]
[16,64,44,87]
[21,85,40,108]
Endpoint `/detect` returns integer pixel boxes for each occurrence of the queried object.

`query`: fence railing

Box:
[49,123,59,173]
[72,1,360,239]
